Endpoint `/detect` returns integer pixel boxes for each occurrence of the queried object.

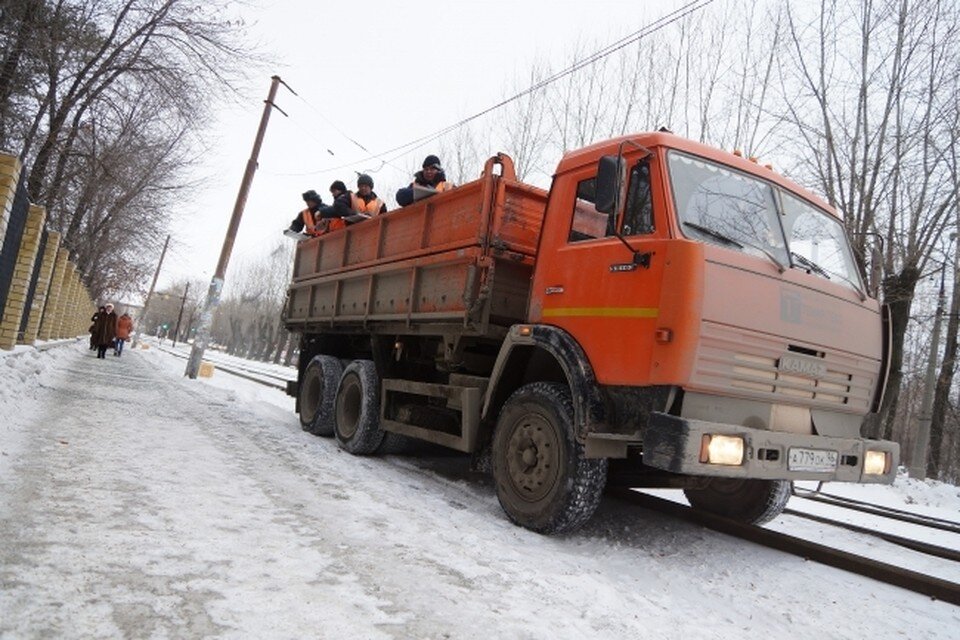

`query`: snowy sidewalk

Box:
[1,344,957,639]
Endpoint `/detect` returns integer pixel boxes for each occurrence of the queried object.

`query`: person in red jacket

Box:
[114,312,134,357]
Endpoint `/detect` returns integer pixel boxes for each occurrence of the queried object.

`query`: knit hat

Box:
[357,174,374,188]
[422,155,443,170]
[302,190,321,203]
[330,180,347,193]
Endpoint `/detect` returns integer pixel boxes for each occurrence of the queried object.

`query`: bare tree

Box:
[778,0,960,440]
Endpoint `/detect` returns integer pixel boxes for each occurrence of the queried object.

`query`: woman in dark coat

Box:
[89,306,104,350]
[91,303,117,359]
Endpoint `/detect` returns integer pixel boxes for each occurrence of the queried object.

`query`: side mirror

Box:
[595,155,625,214]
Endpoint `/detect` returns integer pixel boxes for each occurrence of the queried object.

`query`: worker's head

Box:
[330,180,347,197]
[302,189,321,207]
[357,174,374,196]
[422,155,442,181]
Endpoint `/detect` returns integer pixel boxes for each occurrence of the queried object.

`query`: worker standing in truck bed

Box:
[395,155,452,206]
[352,174,387,215]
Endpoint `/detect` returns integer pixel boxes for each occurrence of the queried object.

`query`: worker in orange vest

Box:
[351,174,387,216]
[289,190,325,236]
[288,184,353,236]
[395,155,452,206]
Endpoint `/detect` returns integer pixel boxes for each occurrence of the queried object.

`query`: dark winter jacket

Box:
[318,191,354,219]
[92,311,117,347]
[396,170,451,206]
[289,202,323,233]
[412,169,448,189]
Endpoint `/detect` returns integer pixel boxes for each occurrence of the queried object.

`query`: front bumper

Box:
[641,412,899,483]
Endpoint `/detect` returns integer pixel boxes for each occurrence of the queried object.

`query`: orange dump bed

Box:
[285,155,546,335]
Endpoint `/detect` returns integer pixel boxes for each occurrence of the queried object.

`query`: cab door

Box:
[529,154,669,386]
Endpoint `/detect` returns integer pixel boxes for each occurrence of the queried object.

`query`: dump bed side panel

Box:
[286,166,547,334]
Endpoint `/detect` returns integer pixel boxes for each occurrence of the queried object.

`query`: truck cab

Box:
[499,132,897,521]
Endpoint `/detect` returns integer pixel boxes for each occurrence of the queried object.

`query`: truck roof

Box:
[557,131,839,219]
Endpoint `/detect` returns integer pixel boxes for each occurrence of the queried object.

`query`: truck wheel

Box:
[377,432,415,455]
[334,360,385,455]
[492,382,608,534]
[683,478,791,525]
[299,355,343,437]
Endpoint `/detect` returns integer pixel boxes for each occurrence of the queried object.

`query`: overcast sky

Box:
[160,0,693,291]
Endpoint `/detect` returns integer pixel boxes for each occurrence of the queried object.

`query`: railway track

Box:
[152,344,290,391]
[610,488,960,606]
[792,487,960,534]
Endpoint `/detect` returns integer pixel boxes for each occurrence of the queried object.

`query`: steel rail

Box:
[792,490,960,535]
[156,344,293,383]
[155,345,288,391]
[782,508,960,563]
[609,488,960,606]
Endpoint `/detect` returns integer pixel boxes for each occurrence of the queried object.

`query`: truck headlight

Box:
[864,450,890,475]
[700,434,744,466]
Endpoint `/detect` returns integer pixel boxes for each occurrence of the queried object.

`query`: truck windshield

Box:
[780,192,863,291]
[667,151,788,265]
[668,151,864,293]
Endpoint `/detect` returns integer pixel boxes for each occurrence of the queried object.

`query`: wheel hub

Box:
[505,415,560,502]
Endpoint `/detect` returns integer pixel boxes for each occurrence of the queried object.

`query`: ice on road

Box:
[1,344,957,639]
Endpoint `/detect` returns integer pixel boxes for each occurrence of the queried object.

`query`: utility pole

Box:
[910,270,946,480]
[132,234,170,348]
[186,75,286,378]
[171,282,190,348]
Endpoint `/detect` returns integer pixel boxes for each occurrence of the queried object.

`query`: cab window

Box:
[568,178,610,242]
[622,160,654,236]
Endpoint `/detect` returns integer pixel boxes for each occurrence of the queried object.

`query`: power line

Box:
[277,0,714,178]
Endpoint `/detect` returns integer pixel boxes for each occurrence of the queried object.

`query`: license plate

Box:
[788,447,838,472]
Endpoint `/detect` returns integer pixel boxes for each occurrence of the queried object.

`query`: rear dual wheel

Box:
[334,360,386,454]
[299,355,343,437]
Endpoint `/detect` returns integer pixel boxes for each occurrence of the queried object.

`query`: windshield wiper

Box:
[683,221,743,247]
[789,251,867,301]
[790,252,831,279]
[683,221,785,273]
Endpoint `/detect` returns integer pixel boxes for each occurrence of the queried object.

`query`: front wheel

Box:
[683,478,791,525]
[492,382,608,534]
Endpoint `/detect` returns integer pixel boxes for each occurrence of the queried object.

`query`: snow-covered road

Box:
[1,343,957,639]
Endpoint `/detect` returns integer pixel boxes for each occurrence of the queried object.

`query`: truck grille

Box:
[691,321,877,412]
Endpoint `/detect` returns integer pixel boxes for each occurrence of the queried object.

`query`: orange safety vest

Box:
[434,181,451,193]
[350,193,385,216]
[302,208,346,236]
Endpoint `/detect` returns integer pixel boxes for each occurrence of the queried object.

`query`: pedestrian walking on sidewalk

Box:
[92,303,117,359]
[89,307,104,350]
[114,313,134,356]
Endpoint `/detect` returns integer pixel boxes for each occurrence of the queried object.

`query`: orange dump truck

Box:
[284,132,899,534]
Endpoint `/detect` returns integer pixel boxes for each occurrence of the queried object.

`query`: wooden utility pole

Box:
[131,234,170,348]
[172,282,190,348]
[186,75,285,378]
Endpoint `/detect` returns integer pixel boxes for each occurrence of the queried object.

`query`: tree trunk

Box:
[870,265,921,441]
[928,257,960,478]
[283,333,297,367]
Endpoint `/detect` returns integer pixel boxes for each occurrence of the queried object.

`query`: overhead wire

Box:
[272,0,715,178]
